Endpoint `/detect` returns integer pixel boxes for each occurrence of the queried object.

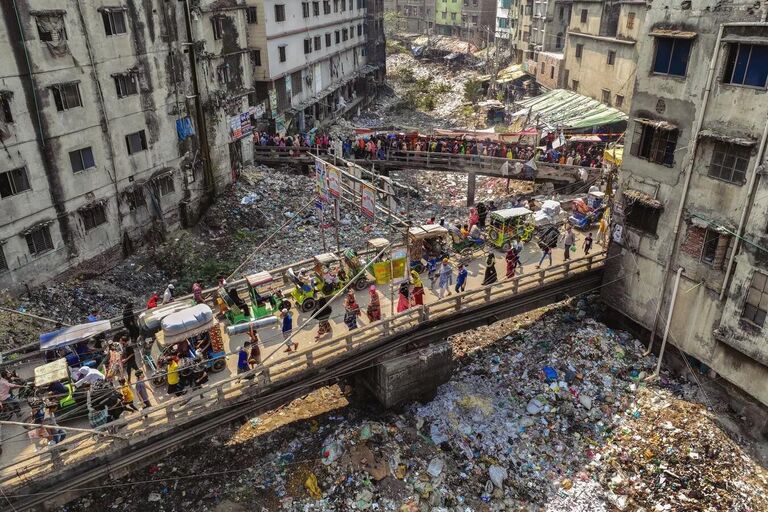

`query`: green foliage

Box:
[463,79,484,104]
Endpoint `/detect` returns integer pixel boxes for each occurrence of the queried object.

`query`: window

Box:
[313,1,320,16]
[51,82,82,111]
[325,33,332,47]
[451,12,457,20]
[626,12,635,29]
[69,147,95,173]
[35,14,67,42]
[472,15,478,23]
[302,2,310,17]
[631,121,678,166]
[217,64,231,84]
[342,28,348,41]
[357,24,362,37]
[125,130,147,154]
[211,16,224,40]
[275,4,286,22]
[81,204,107,231]
[246,6,258,24]
[571,79,579,90]
[349,24,354,38]
[607,50,616,65]
[125,187,146,211]
[653,37,692,77]
[0,167,31,198]
[333,0,339,12]
[251,49,261,67]
[575,44,583,59]
[550,66,554,79]
[722,43,768,88]
[743,271,768,327]
[278,45,287,62]
[291,71,303,94]
[335,30,340,44]
[580,9,587,23]
[324,1,331,15]
[709,142,750,183]
[25,225,54,256]
[700,227,722,264]
[558,5,564,19]
[0,95,12,123]
[341,0,346,11]
[0,245,7,272]
[624,197,662,234]
[602,89,611,104]
[615,94,624,108]
[114,73,138,98]
[102,9,127,36]
[304,38,312,54]
[314,35,321,51]
[156,175,175,196]
[555,32,562,49]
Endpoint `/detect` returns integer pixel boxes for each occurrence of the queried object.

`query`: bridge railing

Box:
[0,251,607,489]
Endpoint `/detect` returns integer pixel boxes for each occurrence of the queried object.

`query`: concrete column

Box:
[467,171,477,207]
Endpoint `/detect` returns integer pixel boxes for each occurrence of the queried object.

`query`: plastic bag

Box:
[304,473,322,499]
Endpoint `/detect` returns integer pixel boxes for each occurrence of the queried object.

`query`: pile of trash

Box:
[65,306,768,511]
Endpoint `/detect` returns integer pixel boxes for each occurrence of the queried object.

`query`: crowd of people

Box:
[251,128,611,169]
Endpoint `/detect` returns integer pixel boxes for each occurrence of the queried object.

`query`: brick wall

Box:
[681,225,705,258]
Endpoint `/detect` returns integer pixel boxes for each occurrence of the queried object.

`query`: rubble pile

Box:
[66,305,768,511]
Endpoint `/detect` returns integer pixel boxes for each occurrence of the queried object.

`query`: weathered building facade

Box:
[562,0,645,112]
[384,0,432,33]
[0,0,384,292]
[604,0,768,405]
[435,0,496,45]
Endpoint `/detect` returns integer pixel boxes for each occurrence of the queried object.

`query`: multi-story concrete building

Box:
[384,0,433,33]
[561,0,646,112]
[434,0,495,45]
[604,1,768,406]
[246,0,384,134]
[505,0,567,82]
[0,0,384,292]
[495,0,518,45]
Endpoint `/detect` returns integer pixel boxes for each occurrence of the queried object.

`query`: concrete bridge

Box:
[251,146,601,204]
[0,250,607,511]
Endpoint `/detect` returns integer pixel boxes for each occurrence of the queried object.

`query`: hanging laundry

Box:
[176,117,195,141]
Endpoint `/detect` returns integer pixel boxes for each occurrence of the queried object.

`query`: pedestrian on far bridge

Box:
[437,258,453,298]
[563,226,575,260]
[455,263,468,293]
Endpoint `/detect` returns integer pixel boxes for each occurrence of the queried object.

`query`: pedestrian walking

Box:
[536,245,553,269]
[437,258,453,298]
[237,343,254,379]
[314,297,333,341]
[122,301,140,342]
[455,263,468,293]
[248,326,262,366]
[563,226,575,260]
[166,355,185,396]
[511,238,525,273]
[426,257,439,290]
[120,336,138,383]
[482,252,498,285]
[118,378,139,412]
[146,292,159,309]
[106,342,123,381]
[162,283,175,304]
[367,285,382,321]
[192,279,204,304]
[583,232,593,255]
[477,202,488,228]
[343,290,361,330]
[505,248,519,278]
[281,309,297,352]
[134,370,152,408]
[397,281,410,312]
[597,216,608,245]
[410,270,424,305]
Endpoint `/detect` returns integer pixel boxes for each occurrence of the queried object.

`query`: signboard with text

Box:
[315,159,328,202]
[361,183,375,220]
[327,165,341,198]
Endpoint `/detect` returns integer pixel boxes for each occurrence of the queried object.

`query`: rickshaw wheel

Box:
[302,298,317,312]
[354,278,368,291]
[211,359,227,372]
[487,228,499,242]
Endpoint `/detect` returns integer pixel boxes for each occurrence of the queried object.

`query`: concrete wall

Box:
[603,0,768,406]
[562,1,644,111]
[536,50,564,89]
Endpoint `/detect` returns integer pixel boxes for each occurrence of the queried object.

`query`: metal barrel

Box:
[226,316,279,336]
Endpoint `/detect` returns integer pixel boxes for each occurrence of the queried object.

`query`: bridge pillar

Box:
[466,171,477,207]
[356,341,453,409]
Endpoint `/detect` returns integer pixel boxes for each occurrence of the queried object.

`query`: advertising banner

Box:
[315,159,328,202]
[361,183,375,219]
[390,248,408,283]
[327,165,341,198]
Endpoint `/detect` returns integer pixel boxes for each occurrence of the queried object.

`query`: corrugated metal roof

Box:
[698,130,756,147]
[512,89,628,130]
